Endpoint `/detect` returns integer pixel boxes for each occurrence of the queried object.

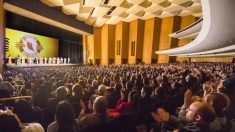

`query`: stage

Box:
[6,63,81,68]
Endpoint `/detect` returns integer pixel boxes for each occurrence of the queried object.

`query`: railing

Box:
[176,18,203,34]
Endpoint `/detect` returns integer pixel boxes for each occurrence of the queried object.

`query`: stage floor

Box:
[6,63,81,68]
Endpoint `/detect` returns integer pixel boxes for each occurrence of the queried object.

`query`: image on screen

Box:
[5,28,58,58]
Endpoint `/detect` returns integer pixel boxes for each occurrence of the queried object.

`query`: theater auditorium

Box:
[0,0,235,132]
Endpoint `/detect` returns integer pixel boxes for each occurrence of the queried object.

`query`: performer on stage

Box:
[21,56,25,64]
[60,57,63,64]
[39,57,43,64]
[30,56,33,64]
[7,54,12,64]
[64,58,67,64]
[68,57,70,64]
[49,57,52,64]
[15,55,20,65]
[44,57,48,64]
[35,57,38,64]
[27,56,30,65]
[53,57,56,64]
[57,57,60,64]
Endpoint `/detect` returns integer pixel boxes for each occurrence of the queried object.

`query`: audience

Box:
[0,62,234,132]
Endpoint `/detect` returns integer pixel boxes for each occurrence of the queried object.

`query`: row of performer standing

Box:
[8,56,70,65]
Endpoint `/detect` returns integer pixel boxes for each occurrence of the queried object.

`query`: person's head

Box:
[151,102,170,123]
[186,101,215,124]
[92,80,98,88]
[98,85,107,96]
[56,86,70,100]
[143,77,150,86]
[128,90,138,103]
[103,78,110,86]
[93,96,107,114]
[204,92,227,116]
[0,111,22,132]
[141,85,152,98]
[55,101,75,124]
[72,84,83,96]
[88,94,99,112]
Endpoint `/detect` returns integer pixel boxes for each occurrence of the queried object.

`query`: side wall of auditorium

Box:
[83,16,233,65]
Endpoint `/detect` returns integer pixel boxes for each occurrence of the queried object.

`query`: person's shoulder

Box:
[47,122,58,132]
[22,123,44,132]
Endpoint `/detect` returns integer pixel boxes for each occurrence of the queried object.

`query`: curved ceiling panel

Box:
[155,0,235,55]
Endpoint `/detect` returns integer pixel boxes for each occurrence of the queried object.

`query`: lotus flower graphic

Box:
[16,35,43,56]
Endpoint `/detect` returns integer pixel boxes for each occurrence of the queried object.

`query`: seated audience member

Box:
[45,86,70,109]
[35,83,51,108]
[0,110,22,132]
[87,94,99,113]
[204,92,229,131]
[150,102,179,132]
[98,84,107,96]
[178,101,216,132]
[66,84,86,117]
[116,90,139,114]
[0,74,15,98]
[0,110,44,132]
[78,96,110,129]
[44,86,70,128]
[13,99,43,124]
[105,87,117,109]
[139,85,154,112]
[47,101,79,132]
[178,89,203,123]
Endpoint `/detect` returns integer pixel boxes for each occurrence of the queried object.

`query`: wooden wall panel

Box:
[142,18,161,64]
[158,17,180,63]
[128,20,138,64]
[84,35,95,64]
[143,19,154,64]
[122,22,129,61]
[176,16,196,62]
[115,22,122,64]
[152,18,161,63]
[101,25,109,65]
[115,22,129,64]
[100,25,115,65]
[128,19,144,64]
[136,19,144,60]
[93,27,101,64]
[108,25,115,64]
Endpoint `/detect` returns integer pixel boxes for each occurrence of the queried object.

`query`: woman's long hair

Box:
[55,101,77,132]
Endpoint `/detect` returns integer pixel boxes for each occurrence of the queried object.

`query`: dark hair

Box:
[0,112,22,132]
[56,101,77,132]
[196,102,216,124]
[72,84,83,96]
[152,101,170,113]
[143,77,150,86]
[207,93,227,116]
[142,85,152,97]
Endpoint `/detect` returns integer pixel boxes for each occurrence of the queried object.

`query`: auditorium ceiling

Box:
[40,0,202,27]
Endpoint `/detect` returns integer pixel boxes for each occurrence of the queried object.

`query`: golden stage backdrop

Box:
[5,28,58,58]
